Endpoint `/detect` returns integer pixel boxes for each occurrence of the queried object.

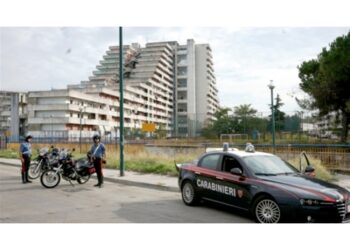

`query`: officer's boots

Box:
[94,176,103,188]
[25,172,32,183]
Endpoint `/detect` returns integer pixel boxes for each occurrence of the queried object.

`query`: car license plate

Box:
[347,205,350,213]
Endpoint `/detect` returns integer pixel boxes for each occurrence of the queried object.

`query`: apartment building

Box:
[0,91,27,140]
[174,39,219,136]
[26,39,219,139]
[28,42,175,139]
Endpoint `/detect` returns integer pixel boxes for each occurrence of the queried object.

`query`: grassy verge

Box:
[105,152,197,176]
[0,149,19,159]
[0,149,196,176]
[1,148,335,180]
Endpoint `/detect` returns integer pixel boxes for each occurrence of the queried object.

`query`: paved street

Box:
[0,164,253,223]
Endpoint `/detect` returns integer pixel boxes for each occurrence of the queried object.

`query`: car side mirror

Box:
[304,165,315,173]
[175,163,182,172]
[230,168,243,176]
[304,165,316,177]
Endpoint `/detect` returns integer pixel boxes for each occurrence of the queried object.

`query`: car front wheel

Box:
[253,196,281,223]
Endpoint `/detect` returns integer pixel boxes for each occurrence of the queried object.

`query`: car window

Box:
[199,154,221,170]
[242,155,298,175]
[222,155,243,173]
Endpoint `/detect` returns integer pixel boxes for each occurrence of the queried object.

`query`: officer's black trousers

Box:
[93,158,104,185]
[21,155,31,183]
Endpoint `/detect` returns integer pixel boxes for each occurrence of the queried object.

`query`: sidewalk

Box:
[0,158,179,192]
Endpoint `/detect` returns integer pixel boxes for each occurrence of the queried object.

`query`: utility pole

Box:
[119,27,125,176]
[268,80,276,153]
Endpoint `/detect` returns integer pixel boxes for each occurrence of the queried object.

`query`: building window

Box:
[178,116,187,124]
[178,79,187,88]
[177,91,187,100]
[177,54,187,65]
[177,66,187,76]
[178,127,188,134]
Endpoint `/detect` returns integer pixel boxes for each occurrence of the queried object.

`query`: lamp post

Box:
[119,26,125,176]
[79,105,86,153]
[50,115,53,143]
[268,80,276,153]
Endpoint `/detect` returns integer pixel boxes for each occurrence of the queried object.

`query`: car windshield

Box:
[242,155,299,176]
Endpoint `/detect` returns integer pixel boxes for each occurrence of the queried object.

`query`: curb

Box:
[0,160,179,193]
[103,176,179,192]
[0,161,20,167]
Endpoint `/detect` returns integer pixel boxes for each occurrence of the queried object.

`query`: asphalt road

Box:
[0,164,253,223]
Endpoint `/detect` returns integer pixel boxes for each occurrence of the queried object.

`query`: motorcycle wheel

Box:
[28,161,41,179]
[40,170,61,188]
[77,173,91,184]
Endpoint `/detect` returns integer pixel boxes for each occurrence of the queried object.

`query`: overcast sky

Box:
[1,27,349,114]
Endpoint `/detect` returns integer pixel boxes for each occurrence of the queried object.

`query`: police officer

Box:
[20,135,33,184]
[90,134,106,188]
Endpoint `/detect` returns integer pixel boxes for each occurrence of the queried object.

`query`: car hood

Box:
[259,174,349,202]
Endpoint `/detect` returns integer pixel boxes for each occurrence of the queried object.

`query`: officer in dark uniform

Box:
[19,135,33,184]
[90,134,106,188]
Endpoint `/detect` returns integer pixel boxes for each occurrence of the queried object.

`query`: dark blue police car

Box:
[176,144,350,223]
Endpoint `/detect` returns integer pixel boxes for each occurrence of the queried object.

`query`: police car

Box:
[176,143,350,223]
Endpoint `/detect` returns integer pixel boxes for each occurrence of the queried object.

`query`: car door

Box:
[219,154,253,210]
[195,153,223,200]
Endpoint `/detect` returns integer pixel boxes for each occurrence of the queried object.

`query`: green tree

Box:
[269,94,286,132]
[233,104,257,134]
[234,104,257,117]
[297,31,350,142]
[202,108,236,138]
[284,114,301,132]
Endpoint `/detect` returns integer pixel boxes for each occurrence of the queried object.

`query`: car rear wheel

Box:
[253,196,281,223]
[181,181,199,206]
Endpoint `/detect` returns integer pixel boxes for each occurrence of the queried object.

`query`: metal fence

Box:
[3,138,350,170]
[145,143,350,170]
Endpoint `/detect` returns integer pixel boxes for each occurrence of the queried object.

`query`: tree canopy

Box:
[234,104,257,117]
[297,31,350,142]
[268,94,286,132]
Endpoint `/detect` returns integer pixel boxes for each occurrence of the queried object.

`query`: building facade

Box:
[25,39,219,139]
[151,39,220,136]
[0,91,27,140]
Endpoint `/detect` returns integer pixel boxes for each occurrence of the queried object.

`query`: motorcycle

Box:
[28,146,60,179]
[40,149,95,188]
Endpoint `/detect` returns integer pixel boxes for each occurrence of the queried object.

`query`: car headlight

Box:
[300,199,320,206]
[300,199,335,206]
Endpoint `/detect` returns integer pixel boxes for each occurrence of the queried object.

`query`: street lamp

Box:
[268,80,276,153]
[119,26,125,176]
[79,105,87,153]
[50,115,53,143]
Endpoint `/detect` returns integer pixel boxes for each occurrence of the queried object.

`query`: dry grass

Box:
[105,151,200,176]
